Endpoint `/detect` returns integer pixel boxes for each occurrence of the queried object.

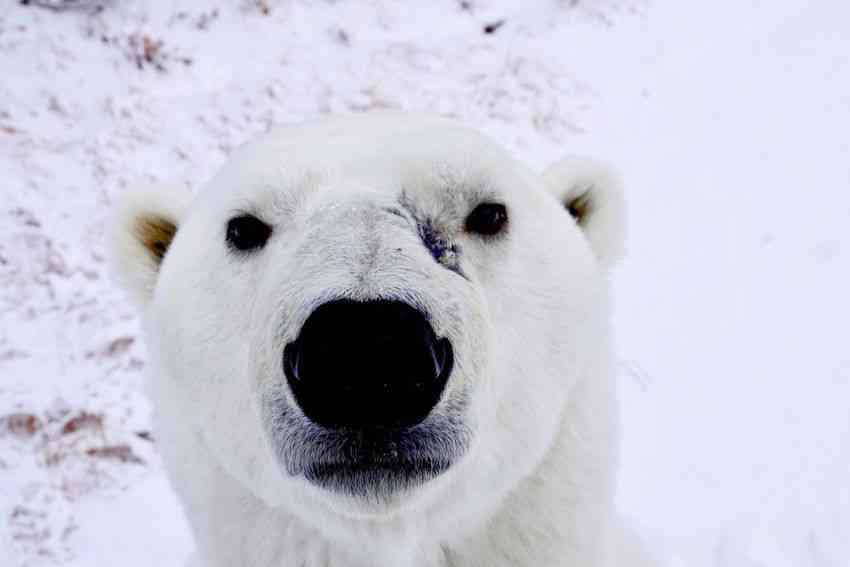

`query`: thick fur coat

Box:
[112,113,651,567]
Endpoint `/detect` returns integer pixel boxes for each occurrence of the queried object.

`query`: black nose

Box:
[283,300,454,430]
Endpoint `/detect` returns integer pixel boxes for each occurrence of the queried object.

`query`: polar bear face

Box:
[113,114,623,528]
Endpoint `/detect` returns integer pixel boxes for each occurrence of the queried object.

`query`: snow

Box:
[1,1,847,565]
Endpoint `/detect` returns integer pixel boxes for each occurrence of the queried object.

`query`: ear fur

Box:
[542,156,625,269]
[109,187,192,307]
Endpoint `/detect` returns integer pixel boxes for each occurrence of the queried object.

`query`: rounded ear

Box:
[542,156,625,269]
[109,186,192,308]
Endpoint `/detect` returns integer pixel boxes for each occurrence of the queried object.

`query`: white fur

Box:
[111,113,652,567]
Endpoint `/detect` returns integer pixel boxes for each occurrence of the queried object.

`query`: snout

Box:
[283,299,454,430]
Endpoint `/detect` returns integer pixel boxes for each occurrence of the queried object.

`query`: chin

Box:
[262,386,472,516]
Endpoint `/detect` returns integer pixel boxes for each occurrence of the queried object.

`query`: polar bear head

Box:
[112,114,623,529]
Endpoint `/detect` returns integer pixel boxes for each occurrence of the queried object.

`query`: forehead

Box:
[204,114,532,203]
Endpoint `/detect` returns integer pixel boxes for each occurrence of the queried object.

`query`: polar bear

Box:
[111,113,649,567]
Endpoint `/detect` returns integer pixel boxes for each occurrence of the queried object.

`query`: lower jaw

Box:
[304,460,451,502]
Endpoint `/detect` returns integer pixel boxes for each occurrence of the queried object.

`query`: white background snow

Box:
[1,1,848,565]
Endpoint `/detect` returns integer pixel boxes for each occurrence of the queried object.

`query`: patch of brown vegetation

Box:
[126,33,193,72]
[61,412,103,436]
[85,444,144,464]
[0,413,43,438]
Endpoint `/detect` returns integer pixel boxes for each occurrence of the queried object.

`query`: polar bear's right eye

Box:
[226,214,272,252]
[465,202,508,237]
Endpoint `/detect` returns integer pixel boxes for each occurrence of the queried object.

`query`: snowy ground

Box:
[1,1,848,566]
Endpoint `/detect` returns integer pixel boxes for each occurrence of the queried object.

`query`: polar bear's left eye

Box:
[226,214,272,252]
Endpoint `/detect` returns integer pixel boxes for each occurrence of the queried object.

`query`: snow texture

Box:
[0,1,847,566]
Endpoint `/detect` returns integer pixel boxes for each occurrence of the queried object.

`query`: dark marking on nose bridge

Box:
[418,221,453,264]
[397,198,466,279]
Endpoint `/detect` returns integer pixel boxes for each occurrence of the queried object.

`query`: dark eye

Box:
[465,203,508,236]
[226,214,272,252]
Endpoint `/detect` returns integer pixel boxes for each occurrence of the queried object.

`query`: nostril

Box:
[282,299,453,430]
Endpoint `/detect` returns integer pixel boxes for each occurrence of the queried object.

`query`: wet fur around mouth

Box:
[262,385,472,500]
